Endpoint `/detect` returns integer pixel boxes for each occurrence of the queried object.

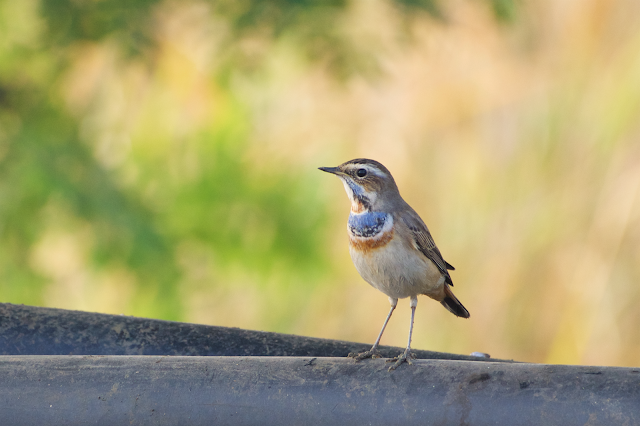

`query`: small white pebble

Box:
[470,352,491,358]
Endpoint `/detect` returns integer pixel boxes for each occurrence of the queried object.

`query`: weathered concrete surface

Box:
[1,355,638,426]
[0,302,507,362]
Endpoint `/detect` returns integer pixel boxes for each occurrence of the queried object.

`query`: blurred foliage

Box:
[489,0,518,22]
[40,0,159,51]
[0,0,465,319]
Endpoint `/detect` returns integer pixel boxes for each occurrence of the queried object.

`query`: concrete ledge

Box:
[1,355,638,426]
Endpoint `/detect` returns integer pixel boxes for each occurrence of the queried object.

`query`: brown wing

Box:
[400,210,455,286]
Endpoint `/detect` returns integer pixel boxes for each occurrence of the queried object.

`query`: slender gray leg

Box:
[388,296,417,371]
[349,297,397,361]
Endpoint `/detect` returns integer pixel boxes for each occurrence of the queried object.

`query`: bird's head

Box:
[319,158,401,213]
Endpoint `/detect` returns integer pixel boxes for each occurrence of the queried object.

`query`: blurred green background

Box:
[1,0,639,366]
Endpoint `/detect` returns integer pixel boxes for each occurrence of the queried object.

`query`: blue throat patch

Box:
[348,211,387,238]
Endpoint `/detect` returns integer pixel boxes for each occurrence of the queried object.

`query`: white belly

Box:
[349,235,444,300]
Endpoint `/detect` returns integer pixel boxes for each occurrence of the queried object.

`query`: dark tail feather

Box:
[441,285,470,318]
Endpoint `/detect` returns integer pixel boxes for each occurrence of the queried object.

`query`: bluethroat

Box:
[320,158,470,370]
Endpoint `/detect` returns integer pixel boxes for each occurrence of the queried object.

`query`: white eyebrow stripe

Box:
[348,164,386,178]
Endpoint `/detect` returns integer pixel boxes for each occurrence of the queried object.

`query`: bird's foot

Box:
[348,349,382,362]
[386,349,416,371]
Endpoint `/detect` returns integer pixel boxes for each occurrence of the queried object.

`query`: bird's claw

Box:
[348,349,381,362]
[386,349,416,370]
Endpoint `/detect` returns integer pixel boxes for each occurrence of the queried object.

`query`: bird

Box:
[319,158,470,370]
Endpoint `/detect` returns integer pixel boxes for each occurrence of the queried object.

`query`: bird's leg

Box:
[349,297,397,361]
[388,296,418,370]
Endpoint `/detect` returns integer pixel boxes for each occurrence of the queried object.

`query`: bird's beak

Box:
[318,166,342,175]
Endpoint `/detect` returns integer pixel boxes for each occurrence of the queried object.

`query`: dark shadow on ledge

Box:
[0,302,508,362]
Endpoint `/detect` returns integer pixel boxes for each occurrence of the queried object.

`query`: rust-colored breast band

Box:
[349,229,394,254]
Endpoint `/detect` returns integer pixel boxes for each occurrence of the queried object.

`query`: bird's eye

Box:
[356,168,367,177]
